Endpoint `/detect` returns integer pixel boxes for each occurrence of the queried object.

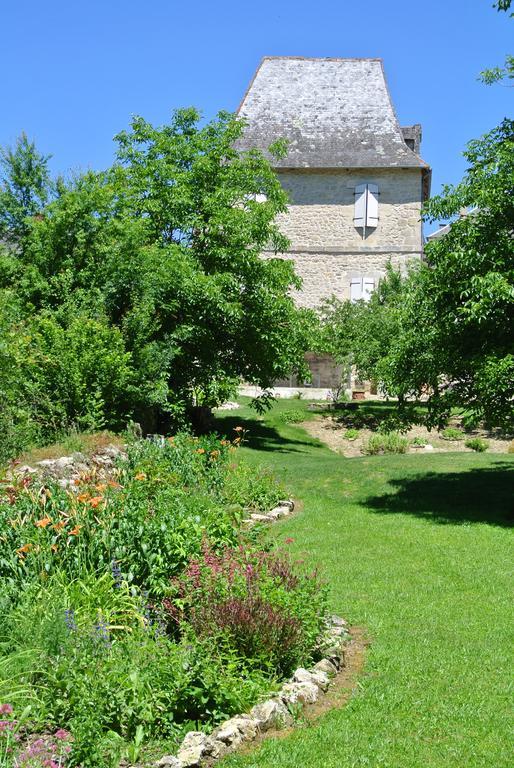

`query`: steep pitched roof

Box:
[237,57,429,170]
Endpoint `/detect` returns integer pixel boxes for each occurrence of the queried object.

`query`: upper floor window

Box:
[354,183,379,234]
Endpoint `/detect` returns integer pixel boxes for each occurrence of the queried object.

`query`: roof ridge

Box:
[260,56,383,62]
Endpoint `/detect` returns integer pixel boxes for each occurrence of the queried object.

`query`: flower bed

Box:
[0,433,334,767]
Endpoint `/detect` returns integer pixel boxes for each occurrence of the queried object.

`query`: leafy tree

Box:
[0,133,54,241]
[1,109,312,439]
[325,121,514,430]
[318,264,405,386]
[480,1,513,84]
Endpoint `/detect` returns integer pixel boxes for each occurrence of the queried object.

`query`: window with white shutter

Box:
[350,278,363,302]
[354,183,379,233]
[350,277,375,303]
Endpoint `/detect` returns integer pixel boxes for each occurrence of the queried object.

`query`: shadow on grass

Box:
[363,463,514,527]
[213,413,322,454]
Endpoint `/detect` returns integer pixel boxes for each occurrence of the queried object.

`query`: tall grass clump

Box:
[362,432,409,455]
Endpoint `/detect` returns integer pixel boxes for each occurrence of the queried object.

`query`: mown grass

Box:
[215,398,513,768]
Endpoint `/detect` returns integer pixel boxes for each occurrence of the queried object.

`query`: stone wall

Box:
[265,167,424,309]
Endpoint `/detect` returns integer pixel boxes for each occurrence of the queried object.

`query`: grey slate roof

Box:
[237,57,428,170]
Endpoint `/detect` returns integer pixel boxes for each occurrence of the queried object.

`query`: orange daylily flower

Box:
[69,525,82,536]
[196,448,205,455]
[210,450,220,458]
[52,521,66,532]
[17,543,33,555]
[35,516,52,528]
[107,480,122,488]
[95,483,107,492]
[167,436,175,443]
[77,493,90,503]
[88,496,103,508]
[220,440,230,446]
[134,472,147,481]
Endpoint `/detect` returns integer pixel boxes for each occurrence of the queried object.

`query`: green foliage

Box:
[441,427,465,441]
[317,263,405,385]
[278,409,305,424]
[1,576,273,767]
[411,435,428,446]
[0,110,313,456]
[465,437,489,452]
[164,542,327,677]
[0,435,325,766]
[343,428,360,441]
[0,436,249,596]
[362,432,409,455]
[321,120,514,433]
[0,133,54,241]
[221,461,284,512]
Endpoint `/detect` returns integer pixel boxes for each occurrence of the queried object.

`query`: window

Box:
[354,183,379,232]
[350,277,375,303]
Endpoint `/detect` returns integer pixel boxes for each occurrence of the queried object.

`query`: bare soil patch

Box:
[302,415,512,457]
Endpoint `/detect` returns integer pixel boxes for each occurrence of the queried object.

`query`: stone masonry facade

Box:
[266,167,424,308]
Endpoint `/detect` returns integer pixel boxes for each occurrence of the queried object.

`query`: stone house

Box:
[236,57,431,390]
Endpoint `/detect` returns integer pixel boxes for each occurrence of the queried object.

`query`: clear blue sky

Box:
[1,0,512,229]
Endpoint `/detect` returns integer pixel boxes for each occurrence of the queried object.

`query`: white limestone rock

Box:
[250,513,271,522]
[280,681,319,706]
[313,658,338,676]
[293,667,330,692]
[278,499,294,510]
[266,507,286,520]
[176,731,215,767]
[214,715,258,746]
[249,698,293,731]
[155,756,181,768]
[13,464,37,476]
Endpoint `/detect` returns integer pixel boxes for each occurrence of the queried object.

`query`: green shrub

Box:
[465,437,489,452]
[0,307,135,462]
[441,427,465,441]
[221,461,284,512]
[343,428,359,441]
[163,541,327,677]
[411,436,428,446]
[362,432,409,455]
[278,409,305,424]
[0,575,272,767]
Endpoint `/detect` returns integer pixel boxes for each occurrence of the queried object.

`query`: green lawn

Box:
[214,399,513,768]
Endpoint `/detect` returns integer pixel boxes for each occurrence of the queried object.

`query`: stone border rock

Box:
[153,616,350,768]
[243,499,295,527]
[7,444,127,490]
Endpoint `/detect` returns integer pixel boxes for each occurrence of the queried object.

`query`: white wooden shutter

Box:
[354,184,367,228]
[350,278,362,302]
[363,277,375,301]
[366,184,379,228]
[354,183,379,229]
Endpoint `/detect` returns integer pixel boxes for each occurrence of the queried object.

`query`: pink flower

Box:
[0,703,13,715]
[54,728,71,741]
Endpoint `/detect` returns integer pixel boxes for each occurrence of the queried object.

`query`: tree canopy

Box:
[0,109,312,452]
[321,120,514,430]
